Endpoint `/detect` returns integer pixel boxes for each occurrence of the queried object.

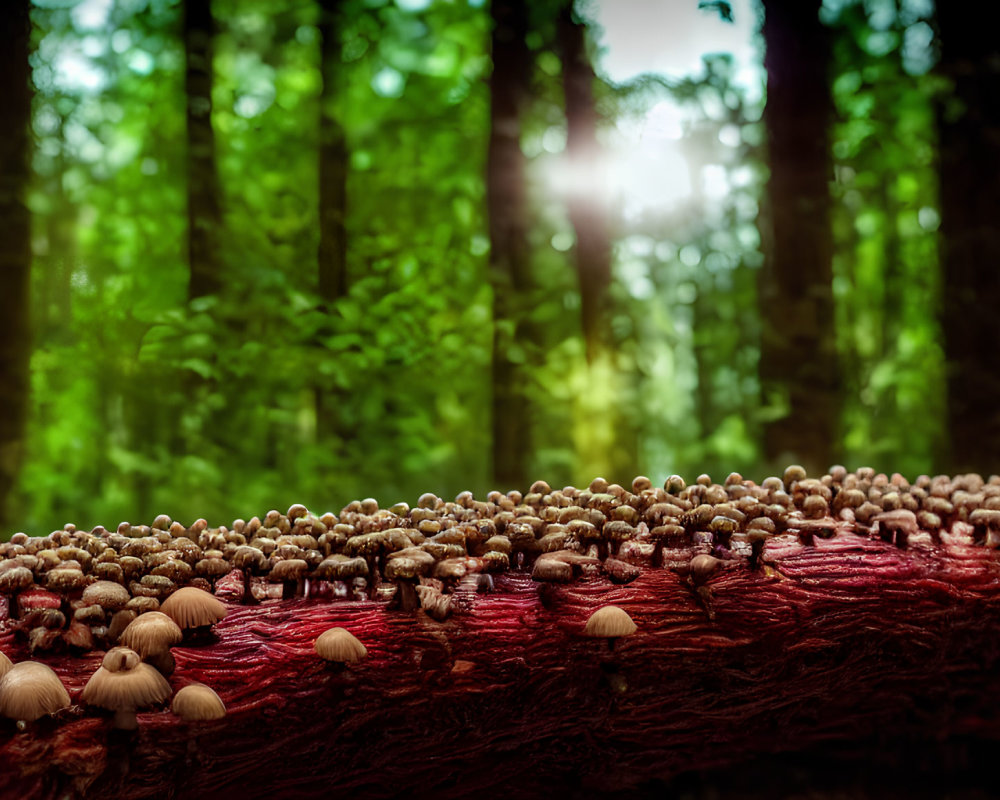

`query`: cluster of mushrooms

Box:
[0,586,229,730]
[4,464,999,730]
[3,466,1000,645]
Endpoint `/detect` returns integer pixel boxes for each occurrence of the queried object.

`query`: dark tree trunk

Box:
[935,4,1000,475]
[758,0,837,476]
[0,1,32,530]
[487,0,533,490]
[556,2,612,364]
[315,0,350,444]
[318,0,348,305]
[184,0,222,300]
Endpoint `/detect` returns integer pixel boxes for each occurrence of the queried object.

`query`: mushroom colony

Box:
[3,466,1000,795]
[2,465,1000,655]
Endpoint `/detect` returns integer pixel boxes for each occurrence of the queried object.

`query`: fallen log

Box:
[2,468,1000,797]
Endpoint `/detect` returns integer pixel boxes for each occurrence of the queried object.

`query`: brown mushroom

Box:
[160,586,227,632]
[315,627,367,667]
[583,605,637,651]
[81,646,172,730]
[119,611,183,674]
[171,683,226,722]
[0,661,71,727]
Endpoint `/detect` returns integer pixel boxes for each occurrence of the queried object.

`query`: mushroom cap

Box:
[532,556,572,584]
[268,558,308,581]
[83,580,130,611]
[583,605,637,638]
[0,661,71,722]
[172,683,226,721]
[160,586,227,629]
[119,611,183,657]
[81,647,171,711]
[0,651,12,679]
[314,627,367,664]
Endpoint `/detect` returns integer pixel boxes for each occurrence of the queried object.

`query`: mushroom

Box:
[268,558,309,600]
[232,545,267,604]
[82,580,130,614]
[81,646,172,730]
[315,627,367,668]
[0,661,71,727]
[0,564,34,619]
[172,683,226,721]
[160,586,227,634]
[583,605,637,651]
[119,611,183,675]
[0,650,12,679]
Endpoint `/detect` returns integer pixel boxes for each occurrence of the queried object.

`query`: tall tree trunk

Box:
[184,0,222,300]
[556,2,637,482]
[758,0,837,475]
[556,2,611,364]
[318,0,347,306]
[487,0,532,490]
[0,1,32,530]
[935,4,1000,475]
[316,0,350,444]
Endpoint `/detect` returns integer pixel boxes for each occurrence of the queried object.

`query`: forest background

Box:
[1,0,997,537]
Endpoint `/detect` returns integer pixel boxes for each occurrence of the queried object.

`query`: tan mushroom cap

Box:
[583,605,638,638]
[314,627,367,664]
[83,580,130,611]
[172,683,226,721]
[81,646,171,711]
[119,611,183,657]
[0,650,13,679]
[160,586,227,629]
[0,661,71,722]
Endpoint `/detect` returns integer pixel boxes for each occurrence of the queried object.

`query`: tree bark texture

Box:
[487,0,533,490]
[935,4,1000,475]
[556,2,612,364]
[0,1,32,531]
[758,0,838,476]
[184,0,223,300]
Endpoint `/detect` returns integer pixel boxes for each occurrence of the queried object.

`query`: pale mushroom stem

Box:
[113,708,139,731]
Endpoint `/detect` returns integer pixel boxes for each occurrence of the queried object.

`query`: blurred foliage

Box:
[4,0,952,536]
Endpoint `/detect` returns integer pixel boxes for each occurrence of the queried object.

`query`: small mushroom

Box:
[315,627,367,667]
[81,646,172,730]
[119,611,184,674]
[0,650,12,679]
[583,605,637,651]
[0,661,71,726]
[160,586,227,633]
[172,683,226,721]
[82,580,130,613]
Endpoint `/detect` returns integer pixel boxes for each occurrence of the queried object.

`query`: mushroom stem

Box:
[113,708,138,731]
[147,649,175,676]
[241,569,259,605]
[395,580,420,612]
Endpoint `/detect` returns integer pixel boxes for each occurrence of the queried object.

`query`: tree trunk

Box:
[316,0,350,445]
[487,0,532,490]
[0,1,32,530]
[318,0,348,306]
[556,1,611,364]
[758,0,837,475]
[184,0,222,300]
[935,4,1000,475]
